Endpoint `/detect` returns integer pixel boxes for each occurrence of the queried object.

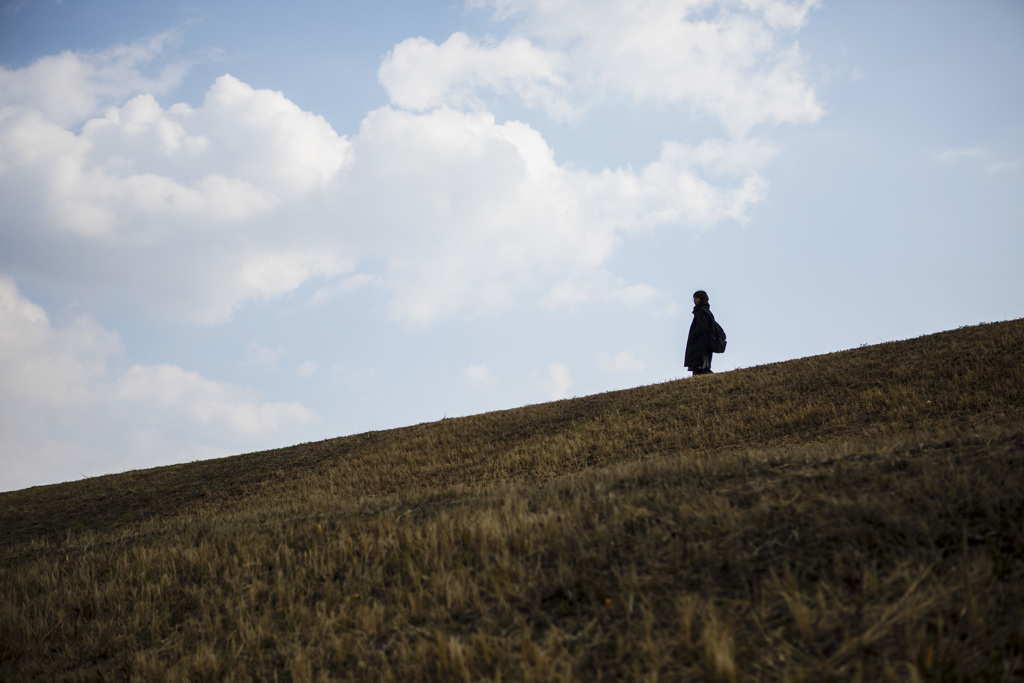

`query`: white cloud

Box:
[465,364,495,386]
[0,276,122,407]
[2,14,798,329]
[238,249,353,302]
[0,69,356,323]
[186,74,354,196]
[573,139,774,232]
[0,277,314,491]
[537,362,573,400]
[597,351,646,373]
[421,0,824,136]
[379,32,573,119]
[347,107,773,324]
[296,361,318,378]
[345,105,612,323]
[0,32,186,126]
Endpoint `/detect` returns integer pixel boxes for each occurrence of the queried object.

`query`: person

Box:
[684,290,714,376]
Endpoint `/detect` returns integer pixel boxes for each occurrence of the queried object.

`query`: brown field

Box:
[2,319,1023,681]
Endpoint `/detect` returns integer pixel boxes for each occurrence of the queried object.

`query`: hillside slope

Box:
[3,318,1022,548]
[1,319,1023,681]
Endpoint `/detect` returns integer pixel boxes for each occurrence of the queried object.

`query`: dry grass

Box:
[2,319,1023,681]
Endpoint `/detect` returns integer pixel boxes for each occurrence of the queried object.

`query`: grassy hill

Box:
[2,319,1023,681]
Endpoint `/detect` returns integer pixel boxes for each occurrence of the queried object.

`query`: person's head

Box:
[693,290,709,305]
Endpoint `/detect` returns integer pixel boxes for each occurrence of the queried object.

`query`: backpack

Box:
[710,317,727,354]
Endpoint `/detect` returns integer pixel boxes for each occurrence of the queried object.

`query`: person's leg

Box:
[693,353,713,375]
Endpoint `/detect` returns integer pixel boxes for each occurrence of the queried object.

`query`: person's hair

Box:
[693,290,709,303]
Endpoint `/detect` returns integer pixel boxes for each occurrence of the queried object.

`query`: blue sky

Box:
[1,0,1021,492]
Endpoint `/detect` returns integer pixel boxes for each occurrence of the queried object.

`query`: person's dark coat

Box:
[684,302,714,373]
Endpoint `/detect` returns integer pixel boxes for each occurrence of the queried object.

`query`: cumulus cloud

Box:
[380,32,573,119]
[0,32,187,126]
[345,105,609,323]
[345,107,773,323]
[407,0,823,136]
[0,277,314,491]
[0,70,355,322]
[0,277,122,408]
[574,139,775,231]
[2,6,808,329]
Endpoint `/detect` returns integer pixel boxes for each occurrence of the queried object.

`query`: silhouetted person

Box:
[685,290,714,376]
